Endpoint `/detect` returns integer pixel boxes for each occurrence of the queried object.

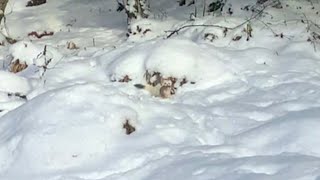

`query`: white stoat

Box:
[134,78,173,98]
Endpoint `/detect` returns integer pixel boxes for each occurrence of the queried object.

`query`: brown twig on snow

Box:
[123,119,135,135]
[28,31,54,39]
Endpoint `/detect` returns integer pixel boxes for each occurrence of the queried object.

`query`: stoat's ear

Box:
[169,77,177,85]
[160,77,164,85]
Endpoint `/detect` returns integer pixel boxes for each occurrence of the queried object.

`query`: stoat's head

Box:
[161,78,173,87]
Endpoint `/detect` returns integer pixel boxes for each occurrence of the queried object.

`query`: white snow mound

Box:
[107,38,236,87]
[0,71,31,93]
[0,83,139,177]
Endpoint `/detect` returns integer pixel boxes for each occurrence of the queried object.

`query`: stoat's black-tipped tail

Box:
[134,84,145,89]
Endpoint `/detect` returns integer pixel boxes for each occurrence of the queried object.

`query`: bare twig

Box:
[307,0,314,7]
[257,19,277,35]
[194,0,197,18]
[302,13,311,32]
[272,18,320,31]
[166,5,267,38]
[35,45,53,78]
[257,19,292,40]
[202,0,206,17]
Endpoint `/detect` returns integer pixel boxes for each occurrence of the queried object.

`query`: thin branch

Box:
[202,0,206,17]
[257,19,292,40]
[272,18,320,31]
[257,19,277,35]
[166,5,267,38]
[0,1,15,43]
[302,13,311,32]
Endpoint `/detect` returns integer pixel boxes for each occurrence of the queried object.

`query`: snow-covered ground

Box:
[1,0,320,179]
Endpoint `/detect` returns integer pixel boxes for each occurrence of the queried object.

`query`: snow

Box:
[0,0,320,179]
[0,71,31,93]
[107,38,236,88]
[9,41,63,67]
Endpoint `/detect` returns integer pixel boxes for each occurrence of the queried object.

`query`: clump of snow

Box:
[0,71,31,94]
[9,41,63,67]
[0,71,31,113]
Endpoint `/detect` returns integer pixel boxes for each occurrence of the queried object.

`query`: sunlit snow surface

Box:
[1,0,320,179]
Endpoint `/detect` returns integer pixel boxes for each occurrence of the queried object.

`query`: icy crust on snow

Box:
[107,38,236,87]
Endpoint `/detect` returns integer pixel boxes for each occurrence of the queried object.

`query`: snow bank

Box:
[0,82,227,179]
[0,83,139,177]
[107,38,236,88]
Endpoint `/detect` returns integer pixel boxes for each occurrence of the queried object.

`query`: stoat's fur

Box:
[134,83,162,97]
[134,78,174,98]
[159,86,172,98]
